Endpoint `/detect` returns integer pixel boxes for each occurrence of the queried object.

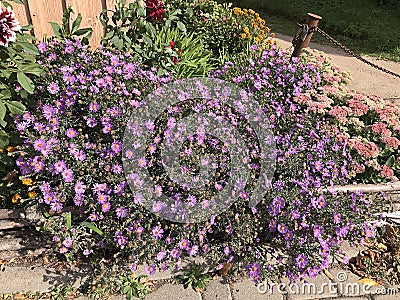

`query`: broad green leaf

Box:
[0,89,12,100]
[82,221,104,236]
[0,129,9,149]
[49,22,63,39]
[5,101,25,116]
[176,21,186,34]
[71,13,83,34]
[17,72,34,94]
[18,42,39,55]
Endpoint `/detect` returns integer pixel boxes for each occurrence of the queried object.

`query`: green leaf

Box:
[145,22,157,38]
[17,72,34,94]
[142,34,153,46]
[137,5,146,18]
[18,42,39,55]
[0,102,6,127]
[0,89,12,100]
[0,129,9,149]
[5,101,25,116]
[71,13,83,34]
[82,221,104,236]
[49,22,63,39]
[385,155,395,167]
[73,28,93,37]
[176,21,186,34]
[66,212,72,229]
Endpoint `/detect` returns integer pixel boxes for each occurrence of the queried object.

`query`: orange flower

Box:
[28,191,36,199]
[12,193,21,203]
[22,178,34,185]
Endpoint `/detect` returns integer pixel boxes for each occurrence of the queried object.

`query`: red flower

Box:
[169,40,175,49]
[146,0,165,22]
[0,6,21,47]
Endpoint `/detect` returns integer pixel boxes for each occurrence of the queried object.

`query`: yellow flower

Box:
[241,33,247,39]
[248,9,255,14]
[232,7,241,15]
[0,149,6,153]
[244,27,249,33]
[12,193,21,204]
[28,191,36,199]
[271,32,275,38]
[6,146,16,152]
[22,178,34,186]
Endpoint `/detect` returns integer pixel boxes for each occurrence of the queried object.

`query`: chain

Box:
[316,27,400,79]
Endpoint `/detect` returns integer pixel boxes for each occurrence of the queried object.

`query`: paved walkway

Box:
[275,33,400,100]
[1,36,400,300]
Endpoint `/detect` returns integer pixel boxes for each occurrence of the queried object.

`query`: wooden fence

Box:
[8,0,135,46]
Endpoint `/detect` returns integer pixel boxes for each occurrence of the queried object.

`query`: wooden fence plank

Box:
[8,2,30,26]
[27,0,64,41]
[65,0,104,47]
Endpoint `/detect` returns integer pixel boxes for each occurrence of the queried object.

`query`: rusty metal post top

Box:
[307,13,322,20]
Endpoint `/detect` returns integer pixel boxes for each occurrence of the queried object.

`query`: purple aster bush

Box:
[212,45,386,282]
[15,39,386,284]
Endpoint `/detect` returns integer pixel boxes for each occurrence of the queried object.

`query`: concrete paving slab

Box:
[0,265,91,293]
[230,277,284,300]
[284,272,338,300]
[373,293,400,300]
[144,283,201,300]
[202,279,232,300]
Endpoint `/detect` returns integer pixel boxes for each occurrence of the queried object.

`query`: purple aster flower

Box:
[86,117,97,127]
[157,250,166,261]
[179,239,190,250]
[62,169,73,182]
[145,265,156,275]
[187,195,197,206]
[63,237,73,248]
[333,213,341,224]
[273,180,285,191]
[97,194,109,204]
[170,248,181,258]
[296,254,308,269]
[74,181,86,194]
[111,141,122,153]
[116,207,128,218]
[33,139,47,152]
[66,128,77,138]
[83,249,93,256]
[47,82,59,94]
[152,226,164,239]
[277,223,288,234]
[188,245,199,256]
[50,201,63,211]
[89,102,100,112]
[37,41,47,53]
[111,164,123,174]
[101,202,111,212]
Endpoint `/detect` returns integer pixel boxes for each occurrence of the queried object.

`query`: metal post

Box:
[291,13,322,58]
